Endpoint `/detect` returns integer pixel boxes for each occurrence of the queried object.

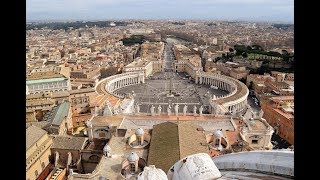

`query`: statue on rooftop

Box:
[183,105,188,116]
[157,105,162,115]
[199,105,203,116]
[167,105,172,116]
[135,104,140,114]
[174,104,179,116]
[150,105,155,116]
[193,106,197,116]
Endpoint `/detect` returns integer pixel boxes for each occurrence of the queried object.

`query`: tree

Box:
[252,44,263,51]
[229,48,234,53]
[281,49,289,55]
[222,53,226,59]
[247,46,252,51]
[242,52,248,58]
[234,44,246,56]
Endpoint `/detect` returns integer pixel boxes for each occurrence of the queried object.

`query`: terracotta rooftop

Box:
[273,108,294,120]
[270,96,294,102]
[51,136,88,150]
[269,81,290,87]
[91,115,123,126]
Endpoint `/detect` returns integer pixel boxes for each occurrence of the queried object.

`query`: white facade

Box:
[26,77,71,95]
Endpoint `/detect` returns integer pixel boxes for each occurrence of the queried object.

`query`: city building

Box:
[51,136,89,176]
[26,125,53,180]
[240,117,274,150]
[261,96,294,145]
[172,44,202,78]
[26,72,71,95]
[42,101,73,135]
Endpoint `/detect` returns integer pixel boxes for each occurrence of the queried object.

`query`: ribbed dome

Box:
[168,153,221,180]
[137,165,168,180]
[127,152,139,162]
[213,130,223,138]
[135,128,144,136]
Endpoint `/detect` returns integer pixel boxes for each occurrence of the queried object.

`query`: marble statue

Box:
[103,144,111,158]
[167,105,172,116]
[158,105,162,115]
[136,104,140,114]
[199,105,203,116]
[183,105,188,116]
[211,102,221,116]
[174,104,179,116]
[150,105,155,116]
[193,106,197,116]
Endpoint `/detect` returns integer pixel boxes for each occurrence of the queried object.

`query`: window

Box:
[252,140,258,144]
[41,162,45,170]
[130,163,135,173]
[35,170,39,177]
[215,139,220,146]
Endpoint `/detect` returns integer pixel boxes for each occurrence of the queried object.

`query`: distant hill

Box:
[272,24,294,30]
[26,21,129,30]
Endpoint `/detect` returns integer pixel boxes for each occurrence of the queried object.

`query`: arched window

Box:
[215,139,220,146]
[130,163,135,173]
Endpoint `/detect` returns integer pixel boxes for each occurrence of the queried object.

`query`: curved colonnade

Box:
[195,72,249,113]
[95,72,145,98]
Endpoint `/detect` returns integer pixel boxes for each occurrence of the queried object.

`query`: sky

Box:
[26,0,294,23]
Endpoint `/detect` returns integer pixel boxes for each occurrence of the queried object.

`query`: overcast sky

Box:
[27,0,294,23]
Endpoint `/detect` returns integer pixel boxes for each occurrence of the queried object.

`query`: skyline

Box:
[27,0,294,23]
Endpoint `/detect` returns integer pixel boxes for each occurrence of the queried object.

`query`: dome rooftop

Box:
[168,153,221,179]
[137,165,168,180]
[127,152,139,162]
[213,130,223,138]
[135,128,144,135]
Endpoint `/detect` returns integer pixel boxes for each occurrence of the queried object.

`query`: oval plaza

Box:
[95,41,249,117]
